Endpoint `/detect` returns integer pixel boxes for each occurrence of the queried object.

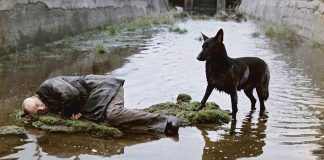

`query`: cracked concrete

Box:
[239,0,324,44]
[0,0,168,55]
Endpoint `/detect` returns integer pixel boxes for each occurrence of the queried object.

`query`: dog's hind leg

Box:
[194,84,214,111]
[244,88,256,110]
[256,86,265,112]
[230,91,238,121]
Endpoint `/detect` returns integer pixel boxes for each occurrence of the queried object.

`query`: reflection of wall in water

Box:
[168,0,226,15]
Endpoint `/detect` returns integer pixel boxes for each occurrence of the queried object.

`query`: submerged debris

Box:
[143,94,231,126]
[14,110,123,138]
[0,125,26,135]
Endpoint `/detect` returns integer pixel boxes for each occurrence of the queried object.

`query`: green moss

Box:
[143,94,230,126]
[176,93,192,103]
[265,26,295,39]
[91,124,123,138]
[13,111,123,138]
[0,125,26,135]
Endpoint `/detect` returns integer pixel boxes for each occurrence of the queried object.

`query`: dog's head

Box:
[197,29,225,61]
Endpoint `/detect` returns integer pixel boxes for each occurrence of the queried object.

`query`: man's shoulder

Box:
[84,74,125,83]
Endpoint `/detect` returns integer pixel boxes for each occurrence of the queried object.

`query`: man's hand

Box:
[70,113,82,120]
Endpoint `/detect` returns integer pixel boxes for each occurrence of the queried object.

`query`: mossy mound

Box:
[13,110,123,138]
[0,125,26,135]
[176,93,192,103]
[143,94,231,126]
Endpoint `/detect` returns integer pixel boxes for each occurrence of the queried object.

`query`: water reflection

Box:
[198,111,266,159]
[1,131,162,159]
[0,135,28,158]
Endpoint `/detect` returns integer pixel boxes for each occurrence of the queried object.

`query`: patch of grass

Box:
[214,12,229,21]
[0,125,26,135]
[169,26,188,34]
[252,32,260,38]
[174,12,190,18]
[107,24,121,35]
[265,26,295,39]
[142,94,231,126]
[94,43,108,54]
[105,13,175,36]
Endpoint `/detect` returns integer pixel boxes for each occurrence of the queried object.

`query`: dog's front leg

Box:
[194,84,214,111]
[230,91,238,121]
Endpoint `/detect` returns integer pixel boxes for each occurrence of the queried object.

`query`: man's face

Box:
[22,96,49,115]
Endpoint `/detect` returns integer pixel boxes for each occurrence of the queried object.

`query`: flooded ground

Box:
[0,18,324,160]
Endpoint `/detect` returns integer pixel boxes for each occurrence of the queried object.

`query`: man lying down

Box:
[22,74,179,136]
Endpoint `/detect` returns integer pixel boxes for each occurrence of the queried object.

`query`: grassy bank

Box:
[105,13,176,36]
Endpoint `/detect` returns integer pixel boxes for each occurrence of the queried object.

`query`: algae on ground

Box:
[143,94,231,126]
[0,125,26,135]
[14,110,123,138]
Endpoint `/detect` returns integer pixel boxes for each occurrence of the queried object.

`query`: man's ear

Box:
[201,33,209,41]
[215,29,223,43]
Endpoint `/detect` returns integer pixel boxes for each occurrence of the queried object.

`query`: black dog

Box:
[194,29,270,120]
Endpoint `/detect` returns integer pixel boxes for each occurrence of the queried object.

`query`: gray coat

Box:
[36,75,124,122]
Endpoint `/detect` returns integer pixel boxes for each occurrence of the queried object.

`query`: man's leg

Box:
[105,86,177,134]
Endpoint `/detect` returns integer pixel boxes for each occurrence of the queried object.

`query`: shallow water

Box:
[1,19,324,160]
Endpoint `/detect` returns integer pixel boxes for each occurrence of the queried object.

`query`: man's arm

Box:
[37,77,82,119]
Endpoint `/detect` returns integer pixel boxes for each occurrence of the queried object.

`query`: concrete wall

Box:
[0,0,168,55]
[239,0,324,44]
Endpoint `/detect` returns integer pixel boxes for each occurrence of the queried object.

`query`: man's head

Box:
[22,96,48,115]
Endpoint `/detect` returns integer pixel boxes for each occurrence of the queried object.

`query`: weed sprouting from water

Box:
[252,32,260,38]
[94,42,108,54]
[169,26,188,34]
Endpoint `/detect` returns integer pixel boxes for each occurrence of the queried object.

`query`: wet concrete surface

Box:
[0,19,324,160]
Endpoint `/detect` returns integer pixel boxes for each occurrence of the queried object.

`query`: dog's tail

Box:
[262,68,270,101]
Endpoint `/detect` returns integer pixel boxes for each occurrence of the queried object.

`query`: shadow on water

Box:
[198,111,266,159]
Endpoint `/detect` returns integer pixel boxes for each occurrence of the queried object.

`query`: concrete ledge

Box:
[0,0,168,55]
[239,0,324,44]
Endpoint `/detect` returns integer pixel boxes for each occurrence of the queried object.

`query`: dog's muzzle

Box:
[197,51,206,61]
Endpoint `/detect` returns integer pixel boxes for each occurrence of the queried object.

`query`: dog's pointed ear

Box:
[201,33,209,41]
[215,29,223,43]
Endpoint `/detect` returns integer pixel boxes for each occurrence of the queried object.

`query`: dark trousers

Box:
[105,86,167,134]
